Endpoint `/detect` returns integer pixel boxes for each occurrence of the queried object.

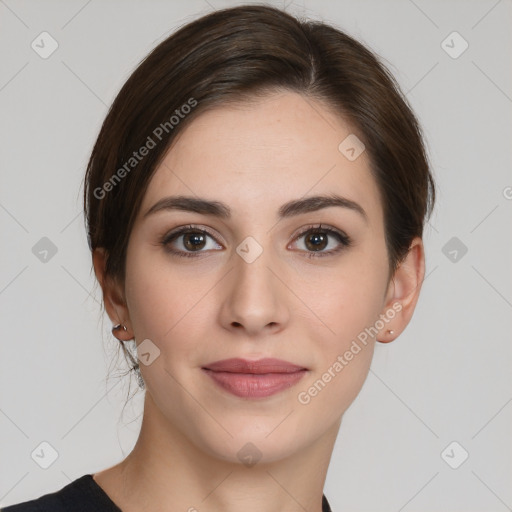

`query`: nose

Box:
[218,248,290,337]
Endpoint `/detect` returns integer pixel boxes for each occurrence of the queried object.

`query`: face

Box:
[120,91,397,463]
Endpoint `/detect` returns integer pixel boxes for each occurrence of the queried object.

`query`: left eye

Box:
[290,225,351,257]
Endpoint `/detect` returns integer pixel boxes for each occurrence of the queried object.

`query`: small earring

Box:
[112,324,127,334]
[387,329,395,335]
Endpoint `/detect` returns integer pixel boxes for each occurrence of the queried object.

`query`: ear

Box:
[92,248,134,341]
[376,237,425,343]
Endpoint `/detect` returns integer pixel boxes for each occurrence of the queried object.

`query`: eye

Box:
[161,224,223,258]
[161,223,352,259]
[290,224,352,258]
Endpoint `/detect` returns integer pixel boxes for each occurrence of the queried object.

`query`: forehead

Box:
[142,91,383,224]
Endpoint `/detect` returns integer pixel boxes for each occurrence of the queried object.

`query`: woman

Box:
[3,4,435,511]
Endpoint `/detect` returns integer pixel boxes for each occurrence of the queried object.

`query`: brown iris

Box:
[183,231,207,251]
[304,230,328,251]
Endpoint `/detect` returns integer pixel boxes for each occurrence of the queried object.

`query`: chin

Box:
[191,415,316,466]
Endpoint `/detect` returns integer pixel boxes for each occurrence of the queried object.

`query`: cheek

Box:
[302,249,388,345]
[124,262,177,341]
[295,292,379,429]
[293,251,388,415]
[123,246,219,358]
[124,244,186,338]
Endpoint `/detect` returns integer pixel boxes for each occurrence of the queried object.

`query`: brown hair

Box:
[83,4,435,388]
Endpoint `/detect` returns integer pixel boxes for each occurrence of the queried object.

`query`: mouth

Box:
[201,358,308,399]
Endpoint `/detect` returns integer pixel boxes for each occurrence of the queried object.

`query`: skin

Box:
[92,91,425,512]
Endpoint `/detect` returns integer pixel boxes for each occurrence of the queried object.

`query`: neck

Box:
[95,392,340,512]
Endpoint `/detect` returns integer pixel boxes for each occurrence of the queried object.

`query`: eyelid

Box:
[290,223,350,243]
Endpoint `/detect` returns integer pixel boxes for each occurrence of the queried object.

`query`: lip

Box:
[202,358,308,399]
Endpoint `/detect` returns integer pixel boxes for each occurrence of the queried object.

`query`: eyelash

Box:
[160,223,352,259]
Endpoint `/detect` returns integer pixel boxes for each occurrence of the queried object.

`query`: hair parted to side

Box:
[83,4,435,387]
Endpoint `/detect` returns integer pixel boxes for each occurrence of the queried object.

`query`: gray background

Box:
[1,0,511,510]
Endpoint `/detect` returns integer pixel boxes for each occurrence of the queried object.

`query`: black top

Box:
[1,474,333,511]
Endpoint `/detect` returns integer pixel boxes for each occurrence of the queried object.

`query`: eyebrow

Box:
[143,193,368,223]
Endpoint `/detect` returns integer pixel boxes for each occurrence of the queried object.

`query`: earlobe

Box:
[376,237,425,343]
[92,248,134,340]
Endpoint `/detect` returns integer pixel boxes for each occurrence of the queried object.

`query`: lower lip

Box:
[202,369,307,398]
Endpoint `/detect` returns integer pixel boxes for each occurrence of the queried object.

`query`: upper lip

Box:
[202,358,307,374]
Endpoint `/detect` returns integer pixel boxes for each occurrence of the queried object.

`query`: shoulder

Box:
[1,474,121,512]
